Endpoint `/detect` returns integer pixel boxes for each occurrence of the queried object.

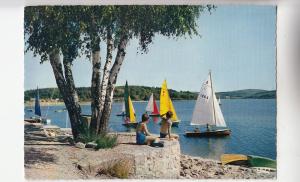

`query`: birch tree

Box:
[97,5,213,133]
[25,6,84,140]
[25,5,214,138]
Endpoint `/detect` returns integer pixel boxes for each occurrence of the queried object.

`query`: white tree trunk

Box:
[49,50,82,140]
[99,36,128,134]
[90,39,101,131]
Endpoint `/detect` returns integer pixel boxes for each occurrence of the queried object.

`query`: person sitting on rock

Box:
[136,113,163,147]
[160,111,179,140]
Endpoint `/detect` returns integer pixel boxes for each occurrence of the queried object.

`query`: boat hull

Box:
[248,155,276,169]
[220,154,276,169]
[116,113,126,117]
[172,122,180,127]
[185,129,231,137]
[122,122,138,127]
[24,118,41,123]
[149,113,160,117]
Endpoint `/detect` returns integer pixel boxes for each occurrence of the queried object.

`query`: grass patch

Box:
[97,159,132,179]
[77,122,117,149]
[95,134,118,149]
[77,122,98,143]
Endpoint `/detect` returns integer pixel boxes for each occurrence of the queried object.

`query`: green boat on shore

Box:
[221,154,276,169]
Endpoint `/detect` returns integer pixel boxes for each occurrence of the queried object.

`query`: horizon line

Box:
[24,85,276,93]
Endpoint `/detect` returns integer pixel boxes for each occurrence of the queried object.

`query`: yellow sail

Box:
[160,80,170,116]
[169,98,178,121]
[128,96,136,122]
[160,80,179,122]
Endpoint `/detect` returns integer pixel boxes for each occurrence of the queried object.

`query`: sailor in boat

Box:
[206,124,211,131]
[160,111,179,139]
[194,127,200,133]
[136,113,163,147]
[124,116,130,124]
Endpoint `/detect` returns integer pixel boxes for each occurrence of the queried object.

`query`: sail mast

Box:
[209,71,217,125]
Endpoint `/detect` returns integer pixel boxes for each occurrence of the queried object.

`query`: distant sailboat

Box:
[218,96,222,105]
[116,102,126,116]
[33,87,51,124]
[185,71,231,137]
[122,81,137,127]
[160,80,180,127]
[54,108,67,112]
[145,93,160,117]
[34,87,41,117]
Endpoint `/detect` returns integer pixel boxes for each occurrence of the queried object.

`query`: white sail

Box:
[146,93,154,112]
[191,76,215,125]
[218,97,221,105]
[213,92,226,127]
[121,102,125,112]
[191,73,226,127]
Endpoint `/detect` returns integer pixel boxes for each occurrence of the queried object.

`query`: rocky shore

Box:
[180,155,276,179]
[24,122,276,179]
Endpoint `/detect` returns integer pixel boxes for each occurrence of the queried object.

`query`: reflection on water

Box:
[24,99,276,160]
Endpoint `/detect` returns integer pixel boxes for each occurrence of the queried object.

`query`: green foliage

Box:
[24,87,62,101]
[94,134,118,150]
[77,121,117,149]
[77,122,97,143]
[217,89,276,99]
[113,5,212,53]
[25,87,276,102]
[25,6,83,62]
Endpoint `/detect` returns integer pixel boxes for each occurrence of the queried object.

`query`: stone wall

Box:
[131,139,180,179]
[113,133,181,179]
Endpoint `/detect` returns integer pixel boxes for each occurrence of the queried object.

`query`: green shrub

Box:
[95,134,118,149]
[77,122,118,149]
[77,122,98,143]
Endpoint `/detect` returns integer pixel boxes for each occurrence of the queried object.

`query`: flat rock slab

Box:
[75,135,181,179]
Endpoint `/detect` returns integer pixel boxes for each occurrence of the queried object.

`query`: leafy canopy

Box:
[25,5,214,61]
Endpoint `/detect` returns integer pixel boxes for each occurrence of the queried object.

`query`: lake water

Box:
[25,99,276,160]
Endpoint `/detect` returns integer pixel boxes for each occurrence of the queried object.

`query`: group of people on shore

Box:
[136,111,178,147]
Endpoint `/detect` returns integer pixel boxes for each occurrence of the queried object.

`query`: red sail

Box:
[152,96,160,115]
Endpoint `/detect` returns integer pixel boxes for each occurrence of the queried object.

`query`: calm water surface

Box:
[25,99,276,160]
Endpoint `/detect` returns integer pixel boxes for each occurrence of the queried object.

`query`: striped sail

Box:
[146,93,160,115]
[146,93,154,112]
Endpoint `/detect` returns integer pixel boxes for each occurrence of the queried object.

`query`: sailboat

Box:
[160,80,180,127]
[122,81,137,127]
[116,102,126,116]
[145,93,160,117]
[218,96,222,105]
[185,71,231,137]
[32,87,51,124]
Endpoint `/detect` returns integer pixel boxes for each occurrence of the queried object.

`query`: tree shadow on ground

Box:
[25,148,57,165]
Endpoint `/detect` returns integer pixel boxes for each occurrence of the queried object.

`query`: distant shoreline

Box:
[24,98,275,107]
[24,87,276,102]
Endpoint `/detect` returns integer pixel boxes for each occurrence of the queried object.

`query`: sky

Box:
[24,5,276,92]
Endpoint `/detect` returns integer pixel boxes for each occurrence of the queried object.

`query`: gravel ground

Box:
[180,155,276,179]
